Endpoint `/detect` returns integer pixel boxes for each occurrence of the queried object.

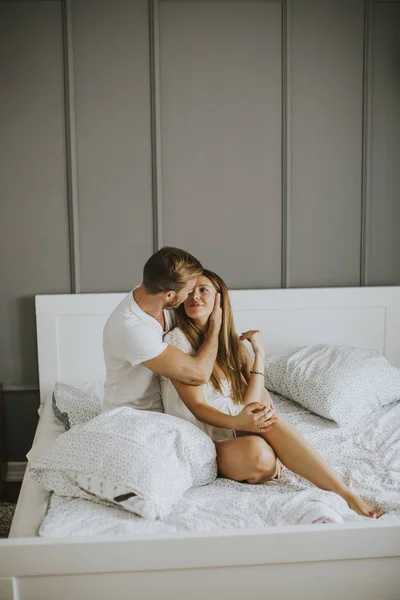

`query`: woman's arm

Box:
[239,339,253,384]
[239,334,274,410]
[170,379,275,434]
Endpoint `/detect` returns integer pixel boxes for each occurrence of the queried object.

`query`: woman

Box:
[161,270,383,518]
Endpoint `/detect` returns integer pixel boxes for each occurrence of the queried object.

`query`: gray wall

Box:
[1,0,399,460]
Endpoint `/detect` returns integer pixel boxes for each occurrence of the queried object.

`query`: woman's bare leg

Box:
[216,436,278,483]
[261,417,383,518]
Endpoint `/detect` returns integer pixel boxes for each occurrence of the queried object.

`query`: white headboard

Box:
[35,286,400,404]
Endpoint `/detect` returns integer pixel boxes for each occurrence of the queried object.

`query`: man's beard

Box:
[163,298,180,310]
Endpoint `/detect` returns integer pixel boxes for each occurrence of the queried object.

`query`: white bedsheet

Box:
[39,395,400,537]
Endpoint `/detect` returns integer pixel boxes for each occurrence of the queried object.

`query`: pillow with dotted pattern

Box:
[29,406,217,520]
[264,345,400,426]
[52,382,103,430]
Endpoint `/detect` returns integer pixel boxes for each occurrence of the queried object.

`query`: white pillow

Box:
[29,406,217,520]
[264,345,400,426]
[53,382,103,430]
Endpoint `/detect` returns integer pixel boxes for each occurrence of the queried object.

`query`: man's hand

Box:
[232,402,279,433]
[208,293,222,334]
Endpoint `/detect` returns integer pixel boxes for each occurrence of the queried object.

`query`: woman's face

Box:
[183,275,217,321]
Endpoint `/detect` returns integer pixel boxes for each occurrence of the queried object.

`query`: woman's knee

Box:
[246,438,277,484]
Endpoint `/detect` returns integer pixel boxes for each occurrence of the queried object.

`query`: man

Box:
[102,246,222,413]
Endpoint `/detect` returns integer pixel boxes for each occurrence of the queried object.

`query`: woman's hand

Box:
[232,402,279,433]
[239,330,265,357]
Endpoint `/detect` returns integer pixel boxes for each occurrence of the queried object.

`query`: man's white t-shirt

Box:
[102,288,175,413]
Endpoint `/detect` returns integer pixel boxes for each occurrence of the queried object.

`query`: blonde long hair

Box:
[175,270,243,404]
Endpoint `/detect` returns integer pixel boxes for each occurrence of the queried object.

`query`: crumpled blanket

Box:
[39,394,400,537]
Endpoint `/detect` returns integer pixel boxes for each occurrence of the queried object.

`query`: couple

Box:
[103,246,382,519]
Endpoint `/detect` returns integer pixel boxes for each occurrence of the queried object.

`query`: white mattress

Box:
[33,394,400,538]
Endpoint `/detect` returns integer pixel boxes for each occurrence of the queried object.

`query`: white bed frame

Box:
[1,286,400,600]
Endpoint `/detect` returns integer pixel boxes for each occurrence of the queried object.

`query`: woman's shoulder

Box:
[164,327,194,355]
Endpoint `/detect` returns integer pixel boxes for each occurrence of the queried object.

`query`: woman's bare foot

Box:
[345,493,384,518]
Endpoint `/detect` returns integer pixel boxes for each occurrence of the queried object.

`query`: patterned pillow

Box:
[29,406,217,520]
[264,345,400,426]
[53,382,103,430]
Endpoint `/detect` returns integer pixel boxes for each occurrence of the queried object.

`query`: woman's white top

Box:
[161,328,242,442]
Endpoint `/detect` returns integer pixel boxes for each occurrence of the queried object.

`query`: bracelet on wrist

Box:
[249,370,264,377]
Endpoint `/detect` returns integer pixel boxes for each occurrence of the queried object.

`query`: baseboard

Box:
[6,462,27,483]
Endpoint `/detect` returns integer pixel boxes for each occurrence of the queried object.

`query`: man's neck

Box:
[132,284,165,322]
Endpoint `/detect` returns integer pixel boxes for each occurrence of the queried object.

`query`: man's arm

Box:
[142,293,222,385]
[142,339,217,385]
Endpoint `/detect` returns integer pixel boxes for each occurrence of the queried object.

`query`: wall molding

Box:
[62,0,81,293]
[281,0,291,289]
[6,462,27,483]
[360,0,373,286]
[149,0,163,252]
[150,0,287,257]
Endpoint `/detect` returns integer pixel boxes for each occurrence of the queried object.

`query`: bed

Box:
[1,286,400,599]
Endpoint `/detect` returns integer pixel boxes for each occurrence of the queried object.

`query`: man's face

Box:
[163,278,197,310]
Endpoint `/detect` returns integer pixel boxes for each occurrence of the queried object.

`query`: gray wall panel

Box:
[0,1,70,385]
[290,0,365,288]
[368,2,400,285]
[71,0,154,293]
[158,1,282,289]
[1,0,400,461]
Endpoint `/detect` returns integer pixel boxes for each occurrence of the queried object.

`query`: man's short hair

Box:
[143,247,203,294]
